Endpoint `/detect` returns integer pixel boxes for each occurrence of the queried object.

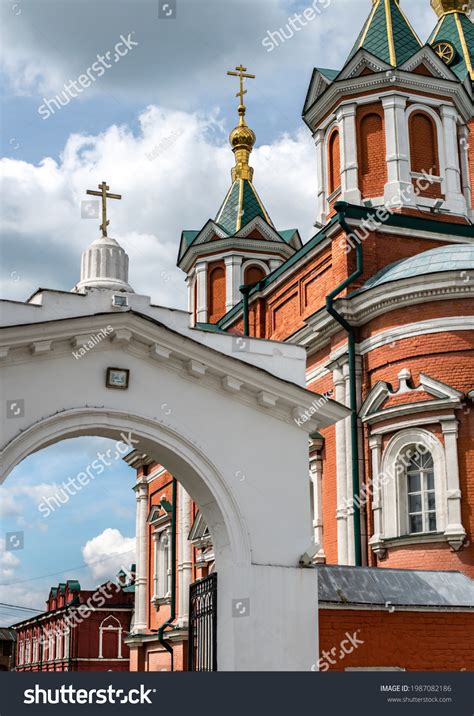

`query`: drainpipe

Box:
[239,284,252,336]
[325,201,363,567]
[156,477,177,672]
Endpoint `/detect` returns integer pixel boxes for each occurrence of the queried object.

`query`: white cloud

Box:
[82,528,135,582]
[0,104,316,304]
[0,483,60,518]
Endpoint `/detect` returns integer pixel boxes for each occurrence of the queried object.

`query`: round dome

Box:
[361,244,474,291]
[431,0,473,16]
[229,123,256,150]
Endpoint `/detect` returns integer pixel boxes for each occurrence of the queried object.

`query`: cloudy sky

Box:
[0,0,436,623]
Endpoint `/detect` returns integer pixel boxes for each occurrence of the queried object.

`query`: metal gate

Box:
[188,573,217,671]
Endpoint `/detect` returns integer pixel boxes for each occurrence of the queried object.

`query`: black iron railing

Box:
[188,573,217,672]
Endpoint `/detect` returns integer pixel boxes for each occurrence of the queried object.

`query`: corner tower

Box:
[178,66,302,326]
[303,0,473,225]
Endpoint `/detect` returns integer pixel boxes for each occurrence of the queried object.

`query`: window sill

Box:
[371,529,467,557]
[151,596,171,609]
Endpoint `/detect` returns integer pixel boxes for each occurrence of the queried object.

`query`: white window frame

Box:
[152,527,172,604]
[98,616,122,659]
[379,428,447,540]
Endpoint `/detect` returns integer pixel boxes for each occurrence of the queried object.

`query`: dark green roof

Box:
[316,67,339,81]
[217,203,474,328]
[215,178,274,235]
[278,229,298,244]
[348,0,421,67]
[429,11,474,82]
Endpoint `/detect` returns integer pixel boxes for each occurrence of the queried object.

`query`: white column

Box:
[382,94,415,207]
[314,128,326,225]
[177,484,193,627]
[133,477,149,633]
[441,105,467,216]
[332,363,348,564]
[441,419,466,550]
[336,103,361,204]
[309,434,325,563]
[195,261,208,323]
[343,361,355,566]
[458,124,472,210]
[224,255,243,311]
[368,434,385,556]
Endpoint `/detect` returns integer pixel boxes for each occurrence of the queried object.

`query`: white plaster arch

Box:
[241,258,270,284]
[0,407,251,570]
[99,615,123,659]
[323,119,340,200]
[379,428,447,539]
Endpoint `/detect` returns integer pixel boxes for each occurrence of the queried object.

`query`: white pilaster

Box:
[441,419,466,550]
[224,255,243,312]
[458,124,472,211]
[268,258,282,272]
[133,477,149,633]
[343,362,355,566]
[177,484,193,627]
[195,261,208,323]
[333,363,348,564]
[368,434,385,556]
[309,434,325,563]
[336,103,361,205]
[382,94,414,207]
[314,129,327,226]
[441,105,467,216]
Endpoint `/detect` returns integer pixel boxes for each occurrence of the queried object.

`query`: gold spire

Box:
[226,64,256,182]
[431,0,473,17]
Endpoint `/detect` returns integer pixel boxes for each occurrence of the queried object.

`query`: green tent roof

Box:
[348,0,421,67]
[215,178,274,235]
[429,11,474,82]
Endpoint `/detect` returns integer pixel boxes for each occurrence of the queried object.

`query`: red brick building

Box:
[126,0,474,671]
[12,578,134,672]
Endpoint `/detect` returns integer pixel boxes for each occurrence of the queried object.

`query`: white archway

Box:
[0,292,349,670]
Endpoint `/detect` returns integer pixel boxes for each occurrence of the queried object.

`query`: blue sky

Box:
[0,0,439,620]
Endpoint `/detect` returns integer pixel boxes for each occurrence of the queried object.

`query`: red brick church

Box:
[122,0,474,671]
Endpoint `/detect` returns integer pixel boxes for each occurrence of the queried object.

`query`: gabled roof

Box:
[347,0,422,67]
[215,178,274,235]
[429,10,474,81]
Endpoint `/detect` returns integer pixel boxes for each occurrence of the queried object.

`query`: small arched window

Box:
[153,529,171,602]
[99,616,122,659]
[409,112,440,176]
[358,111,386,197]
[208,265,226,323]
[244,264,265,286]
[405,450,436,534]
[328,129,341,195]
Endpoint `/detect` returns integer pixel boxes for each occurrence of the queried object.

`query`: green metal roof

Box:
[429,11,474,81]
[215,178,274,235]
[358,244,474,291]
[348,0,422,67]
[278,229,299,244]
[316,67,339,81]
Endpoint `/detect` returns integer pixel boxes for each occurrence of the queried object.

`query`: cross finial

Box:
[86,181,122,238]
[227,64,256,110]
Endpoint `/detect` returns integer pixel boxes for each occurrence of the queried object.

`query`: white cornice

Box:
[0,311,349,430]
[304,72,472,130]
[179,236,294,274]
[295,275,474,355]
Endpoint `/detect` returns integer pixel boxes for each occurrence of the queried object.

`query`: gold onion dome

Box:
[227,64,256,182]
[431,0,473,16]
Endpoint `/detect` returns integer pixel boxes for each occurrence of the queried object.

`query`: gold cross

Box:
[227,64,255,106]
[86,181,122,237]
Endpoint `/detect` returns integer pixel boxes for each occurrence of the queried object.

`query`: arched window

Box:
[405,450,436,534]
[243,264,265,286]
[328,129,341,195]
[358,111,386,197]
[208,265,226,323]
[153,528,171,603]
[409,111,440,176]
[99,616,122,659]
